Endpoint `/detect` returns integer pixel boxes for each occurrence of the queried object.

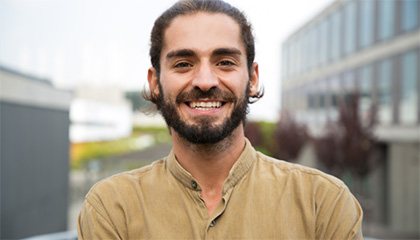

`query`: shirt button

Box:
[191,180,198,189]
[210,220,216,227]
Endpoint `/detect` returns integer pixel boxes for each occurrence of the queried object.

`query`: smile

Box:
[188,101,223,110]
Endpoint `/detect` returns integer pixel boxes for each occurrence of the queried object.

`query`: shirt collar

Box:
[166,138,257,194]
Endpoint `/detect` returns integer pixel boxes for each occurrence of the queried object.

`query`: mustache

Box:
[176,88,236,103]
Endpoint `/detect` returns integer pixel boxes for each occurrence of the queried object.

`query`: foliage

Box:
[313,93,377,178]
[244,118,308,160]
[132,125,169,136]
[271,112,309,161]
[244,121,276,156]
[71,126,170,169]
[312,123,343,176]
[244,121,263,146]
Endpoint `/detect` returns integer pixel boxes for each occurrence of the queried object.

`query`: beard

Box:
[156,85,249,144]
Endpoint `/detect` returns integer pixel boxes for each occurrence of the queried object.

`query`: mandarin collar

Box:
[166,138,257,194]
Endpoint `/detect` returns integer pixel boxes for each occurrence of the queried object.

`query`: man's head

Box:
[149,0,255,77]
[145,0,263,144]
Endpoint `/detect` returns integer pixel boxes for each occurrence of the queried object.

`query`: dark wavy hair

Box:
[145,0,263,105]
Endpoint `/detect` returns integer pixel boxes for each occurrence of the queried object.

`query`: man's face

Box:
[148,12,259,144]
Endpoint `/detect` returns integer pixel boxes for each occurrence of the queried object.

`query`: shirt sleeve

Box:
[315,185,364,240]
[77,197,122,240]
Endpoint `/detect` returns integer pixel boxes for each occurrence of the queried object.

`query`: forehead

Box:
[162,12,245,56]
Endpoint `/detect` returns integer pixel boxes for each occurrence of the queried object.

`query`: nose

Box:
[191,63,219,92]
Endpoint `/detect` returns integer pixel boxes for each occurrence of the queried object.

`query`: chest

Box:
[124,183,316,239]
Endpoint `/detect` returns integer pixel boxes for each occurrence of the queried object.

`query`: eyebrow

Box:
[212,48,242,57]
[165,47,242,60]
[166,49,196,60]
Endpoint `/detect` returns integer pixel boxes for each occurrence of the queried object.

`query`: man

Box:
[78,0,363,239]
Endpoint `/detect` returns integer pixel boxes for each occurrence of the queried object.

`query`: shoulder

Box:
[78,160,167,239]
[255,151,347,191]
[85,159,166,203]
[254,152,363,230]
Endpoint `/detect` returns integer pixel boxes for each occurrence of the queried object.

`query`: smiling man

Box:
[78,0,363,239]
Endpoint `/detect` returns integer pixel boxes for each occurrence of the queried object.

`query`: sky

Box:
[0,0,332,121]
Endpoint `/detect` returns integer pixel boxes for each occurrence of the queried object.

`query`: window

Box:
[341,71,356,104]
[318,79,328,124]
[313,23,322,67]
[282,42,289,80]
[377,59,393,124]
[308,93,317,109]
[359,0,375,48]
[400,50,418,124]
[319,18,329,65]
[308,27,317,70]
[328,76,341,121]
[378,0,395,41]
[401,0,419,32]
[358,65,373,122]
[294,36,300,76]
[331,10,342,61]
[302,30,310,72]
[344,0,356,56]
[296,87,306,123]
[290,39,297,77]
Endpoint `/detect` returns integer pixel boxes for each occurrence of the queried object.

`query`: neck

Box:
[172,125,246,190]
[172,125,246,216]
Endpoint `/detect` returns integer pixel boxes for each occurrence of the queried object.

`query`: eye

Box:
[217,60,235,66]
[174,61,193,68]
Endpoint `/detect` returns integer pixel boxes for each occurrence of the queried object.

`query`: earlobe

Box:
[249,63,260,96]
[147,67,160,96]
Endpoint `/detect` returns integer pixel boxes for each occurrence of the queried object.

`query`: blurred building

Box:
[125,90,166,128]
[0,66,72,239]
[70,86,132,143]
[281,0,419,237]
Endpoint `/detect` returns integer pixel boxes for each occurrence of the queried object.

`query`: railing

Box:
[22,230,77,240]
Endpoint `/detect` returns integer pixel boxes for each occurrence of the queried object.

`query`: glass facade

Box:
[282,42,289,79]
[378,0,395,41]
[282,0,420,127]
[330,10,342,61]
[282,0,420,79]
[359,0,375,48]
[308,27,317,70]
[319,18,329,65]
[401,0,419,32]
[344,0,356,56]
[400,50,418,124]
[358,65,373,121]
[328,76,341,121]
[280,1,420,235]
[341,71,356,102]
[377,59,393,124]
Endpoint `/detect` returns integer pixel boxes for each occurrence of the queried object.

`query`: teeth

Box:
[189,101,222,109]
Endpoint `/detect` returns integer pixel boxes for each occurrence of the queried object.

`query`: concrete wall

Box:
[388,142,420,235]
[0,66,72,239]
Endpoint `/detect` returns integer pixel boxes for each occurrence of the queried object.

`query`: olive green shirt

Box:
[78,140,363,239]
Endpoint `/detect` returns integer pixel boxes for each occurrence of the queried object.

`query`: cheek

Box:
[223,74,249,96]
[158,78,177,99]
[160,73,190,96]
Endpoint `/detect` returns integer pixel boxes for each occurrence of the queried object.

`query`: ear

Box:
[249,62,259,96]
[147,67,160,96]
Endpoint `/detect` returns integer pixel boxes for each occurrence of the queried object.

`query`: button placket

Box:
[209,220,216,227]
[191,180,198,190]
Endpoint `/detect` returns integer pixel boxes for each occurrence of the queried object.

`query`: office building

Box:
[282,0,419,237]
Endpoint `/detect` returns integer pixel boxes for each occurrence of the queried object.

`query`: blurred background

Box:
[0,0,419,239]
